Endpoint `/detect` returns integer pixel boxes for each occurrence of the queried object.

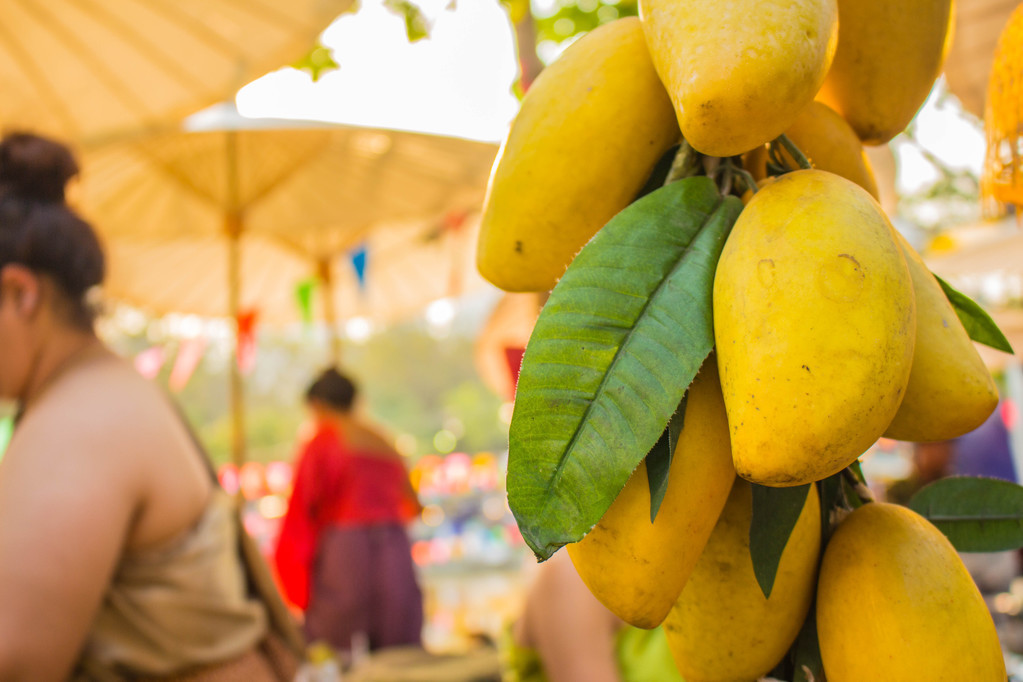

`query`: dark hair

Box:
[306,367,357,412]
[0,132,105,328]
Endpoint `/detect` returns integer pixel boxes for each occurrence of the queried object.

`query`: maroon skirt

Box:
[304,523,423,653]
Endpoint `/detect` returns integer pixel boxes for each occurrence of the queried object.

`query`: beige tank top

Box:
[80,489,269,677]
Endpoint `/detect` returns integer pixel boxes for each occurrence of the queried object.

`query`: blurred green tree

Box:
[498,0,637,92]
[383,0,634,92]
[104,303,509,467]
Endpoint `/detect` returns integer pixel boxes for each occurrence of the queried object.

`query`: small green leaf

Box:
[646,394,687,523]
[908,475,1023,552]
[508,177,742,559]
[818,472,843,543]
[791,607,825,682]
[383,0,432,41]
[849,460,866,483]
[841,476,865,510]
[750,483,811,599]
[935,275,1014,353]
[291,42,340,82]
[842,461,872,508]
[645,431,671,521]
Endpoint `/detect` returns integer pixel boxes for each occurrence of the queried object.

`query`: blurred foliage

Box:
[897,124,983,233]
[344,320,508,457]
[522,0,637,50]
[894,86,985,234]
[104,303,509,467]
[291,42,341,81]
[0,415,12,461]
[499,0,531,24]
[391,0,635,52]
[384,0,433,42]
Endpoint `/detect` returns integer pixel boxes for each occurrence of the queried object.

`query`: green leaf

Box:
[791,609,825,682]
[908,475,1023,552]
[935,275,1014,353]
[841,474,865,510]
[847,461,874,507]
[817,472,843,543]
[507,177,742,559]
[646,394,687,523]
[750,484,811,599]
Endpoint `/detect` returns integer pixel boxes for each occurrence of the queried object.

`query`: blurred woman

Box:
[0,132,300,680]
[274,368,423,660]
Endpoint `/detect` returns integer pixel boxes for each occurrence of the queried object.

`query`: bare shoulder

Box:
[13,351,199,485]
[39,354,162,430]
[0,354,176,679]
[14,350,214,549]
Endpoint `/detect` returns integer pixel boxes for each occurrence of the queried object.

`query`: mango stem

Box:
[663,139,702,185]
[776,134,813,171]
[730,164,759,197]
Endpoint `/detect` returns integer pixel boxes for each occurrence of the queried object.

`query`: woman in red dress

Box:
[274,368,423,660]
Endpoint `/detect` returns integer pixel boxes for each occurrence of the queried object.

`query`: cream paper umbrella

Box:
[76,112,498,464]
[99,213,490,329]
[0,0,353,145]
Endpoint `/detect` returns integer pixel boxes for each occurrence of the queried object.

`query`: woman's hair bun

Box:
[0,132,79,203]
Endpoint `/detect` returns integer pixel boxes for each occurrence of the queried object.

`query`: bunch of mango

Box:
[480,1,1010,680]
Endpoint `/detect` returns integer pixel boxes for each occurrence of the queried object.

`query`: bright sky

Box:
[236,1,986,193]
[236,0,521,142]
[894,81,987,195]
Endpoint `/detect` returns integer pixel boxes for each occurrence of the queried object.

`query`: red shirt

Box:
[273,422,417,608]
[297,424,416,525]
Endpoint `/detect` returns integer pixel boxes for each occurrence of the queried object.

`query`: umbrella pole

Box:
[318,258,341,365]
[228,213,246,470]
[226,130,246,470]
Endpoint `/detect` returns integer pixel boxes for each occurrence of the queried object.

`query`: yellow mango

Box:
[567,359,736,629]
[714,170,915,486]
[817,502,1005,681]
[638,0,838,157]
[743,101,879,200]
[477,17,679,293]
[816,0,954,145]
[884,232,999,440]
[664,479,820,682]
[739,176,777,205]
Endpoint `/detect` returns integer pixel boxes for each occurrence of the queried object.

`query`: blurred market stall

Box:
[75,110,498,464]
[220,446,530,654]
[77,111,496,326]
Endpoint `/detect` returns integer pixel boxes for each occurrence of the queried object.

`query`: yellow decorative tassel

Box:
[983,2,1023,217]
